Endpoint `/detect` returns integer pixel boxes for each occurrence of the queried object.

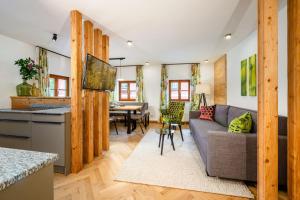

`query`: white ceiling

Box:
[0,0,269,65]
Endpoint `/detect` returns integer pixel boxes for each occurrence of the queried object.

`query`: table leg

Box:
[161,134,165,155]
[127,110,132,134]
[133,110,137,130]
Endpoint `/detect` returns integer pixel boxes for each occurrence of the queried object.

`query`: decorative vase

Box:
[16,80,33,96]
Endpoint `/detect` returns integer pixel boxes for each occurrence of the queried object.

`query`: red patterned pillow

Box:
[199,106,215,121]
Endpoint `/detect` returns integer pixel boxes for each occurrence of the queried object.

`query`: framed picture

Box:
[241,59,247,96]
[248,54,257,96]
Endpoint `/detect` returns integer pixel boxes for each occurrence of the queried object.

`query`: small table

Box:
[156,128,175,155]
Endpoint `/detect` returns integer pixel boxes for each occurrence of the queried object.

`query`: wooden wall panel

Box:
[288,0,300,199]
[257,0,278,199]
[102,35,110,151]
[70,10,83,173]
[93,29,103,157]
[83,20,94,163]
[214,55,227,104]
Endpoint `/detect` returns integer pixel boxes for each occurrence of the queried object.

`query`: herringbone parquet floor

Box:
[54,123,287,200]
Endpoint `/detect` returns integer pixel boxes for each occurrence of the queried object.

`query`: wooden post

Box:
[288,0,300,199]
[102,35,110,150]
[70,10,83,173]
[257,0,278,199]
[83,20,94,163]
[93,29,103,156]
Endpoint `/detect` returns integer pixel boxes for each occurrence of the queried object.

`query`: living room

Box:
[0,0,299,200]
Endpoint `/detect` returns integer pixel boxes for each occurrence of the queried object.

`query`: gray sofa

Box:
[189,104,287,185]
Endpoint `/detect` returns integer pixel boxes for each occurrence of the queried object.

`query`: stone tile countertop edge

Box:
[0,147,58,191]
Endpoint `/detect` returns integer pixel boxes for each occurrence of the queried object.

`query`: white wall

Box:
[227,6,287,116]
[0,34,72,108]
[48,52,70,77]
[0,34,36,108]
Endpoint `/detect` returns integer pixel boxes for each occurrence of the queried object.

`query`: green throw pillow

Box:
[228,112,252,133]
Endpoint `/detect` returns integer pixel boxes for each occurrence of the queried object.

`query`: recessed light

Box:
[52,33,57,42]
[204,60,209,63]
[127,40,133,46]
[224,33,232,40]
[145,62,150,65]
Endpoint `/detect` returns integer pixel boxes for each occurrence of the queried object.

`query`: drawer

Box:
[0,135,32,150]
[0,120,31,138]
[0,113,31,121]
[32,114,65,123]
[32,121,65,166]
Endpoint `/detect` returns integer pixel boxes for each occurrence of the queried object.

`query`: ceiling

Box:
[0,0,284,66]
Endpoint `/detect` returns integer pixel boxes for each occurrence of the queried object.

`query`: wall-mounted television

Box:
[82,54,117,91]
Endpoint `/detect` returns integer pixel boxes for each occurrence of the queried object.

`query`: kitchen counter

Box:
[0,147,58,191]
[0,107,70,115]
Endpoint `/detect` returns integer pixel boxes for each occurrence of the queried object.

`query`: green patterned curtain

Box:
[190,63,200,111]
[38,47,49,96]
[160,64,168,110]
[136,65,144,102]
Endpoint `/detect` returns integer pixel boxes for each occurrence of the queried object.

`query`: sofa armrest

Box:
[206,131,257,181]
[189,111,201,119]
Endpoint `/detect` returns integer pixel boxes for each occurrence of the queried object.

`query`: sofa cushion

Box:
[228,106,257,133]
[214,105,229,127]
[199,105,215,121]
[228,112,252,133]
[189,119,227,165]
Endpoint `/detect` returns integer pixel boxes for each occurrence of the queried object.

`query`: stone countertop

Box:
[0,107,70,115]
[0,147,58,191]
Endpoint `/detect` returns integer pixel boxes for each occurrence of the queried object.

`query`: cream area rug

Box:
[115,129,254,199]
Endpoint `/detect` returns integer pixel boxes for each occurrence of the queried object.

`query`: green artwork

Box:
[248,54,257,96]
[241,59,247,96]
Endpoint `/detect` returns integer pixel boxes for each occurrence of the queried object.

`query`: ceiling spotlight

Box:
[224,33,232,40]
[204,60,209,63]
[145,62,150,65]
[52,33,58,42]
[127,40,133,46]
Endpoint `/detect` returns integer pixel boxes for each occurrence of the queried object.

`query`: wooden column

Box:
[102,35,110,150]
[257,0,278,199]
[83,20,94,163]
[70,10,83,173]
[93,29,103,156]
[288,0,300,199]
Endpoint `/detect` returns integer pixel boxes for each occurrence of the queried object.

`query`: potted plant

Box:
[15,57,40,96]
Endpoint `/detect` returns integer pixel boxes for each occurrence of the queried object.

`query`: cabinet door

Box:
[32,122,65,166]
[0,135,32,150]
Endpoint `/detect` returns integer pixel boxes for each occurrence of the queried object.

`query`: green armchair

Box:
[161,101,185,141]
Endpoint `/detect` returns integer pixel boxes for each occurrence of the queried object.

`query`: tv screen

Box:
[82,54,117,91]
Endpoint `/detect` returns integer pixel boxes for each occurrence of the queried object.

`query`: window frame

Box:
[169,80,191,102]
[118,80,137,101]
[49,74,70,97]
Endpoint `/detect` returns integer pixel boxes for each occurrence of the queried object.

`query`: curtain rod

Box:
[162,62,200,66]
[36,46,71,59]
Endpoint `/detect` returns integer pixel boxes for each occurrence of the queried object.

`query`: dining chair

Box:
[161,101,185,141]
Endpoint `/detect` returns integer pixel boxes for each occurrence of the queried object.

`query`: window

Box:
[169,80,190,101]
[119,81,136,101]
[49,74,70,97]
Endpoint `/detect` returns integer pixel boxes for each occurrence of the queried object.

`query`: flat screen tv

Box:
[82,54,117,91]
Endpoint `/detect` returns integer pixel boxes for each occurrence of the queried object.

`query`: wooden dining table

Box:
[110,105,142,134]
